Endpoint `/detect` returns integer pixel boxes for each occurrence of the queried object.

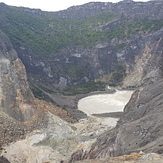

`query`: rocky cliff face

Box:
[0,30,35,122]
[0,31,76,150]
[69,79,163,162]
[122,29,163,87]
[0,30,40,147]
[16,28,163,88]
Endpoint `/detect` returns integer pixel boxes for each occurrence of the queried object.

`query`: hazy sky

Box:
[0,0,147,12]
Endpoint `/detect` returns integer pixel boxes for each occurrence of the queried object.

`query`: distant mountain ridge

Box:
[54,0,163,20]
[8,0,163,20]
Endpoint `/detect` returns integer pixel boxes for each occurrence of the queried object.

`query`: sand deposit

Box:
[78,90,133,116]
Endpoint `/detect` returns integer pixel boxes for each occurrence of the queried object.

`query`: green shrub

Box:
[63,81,106,95]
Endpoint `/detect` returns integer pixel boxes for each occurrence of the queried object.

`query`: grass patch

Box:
[63,81,106,95]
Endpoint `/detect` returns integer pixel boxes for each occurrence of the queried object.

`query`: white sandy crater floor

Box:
[76,90,133,136]
[78,90,133,116]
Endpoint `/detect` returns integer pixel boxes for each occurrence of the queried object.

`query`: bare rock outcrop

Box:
[0,30,76,148]
[0,30,35,121]
[0,156,10,163]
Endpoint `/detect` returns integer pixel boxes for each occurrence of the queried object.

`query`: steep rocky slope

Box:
[17,29,163,87]
[0,30,76,150]
[0,30,36,122]
[69,78,163,162]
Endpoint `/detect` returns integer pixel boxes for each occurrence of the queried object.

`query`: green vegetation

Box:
[0,6,163,55]
[32,81,106,96]
[63,81,106,95]
[0,7,163,55]
[0,6,116,55]
[109,66,126,86]
[60,61,90,78]
[31,88,44,99]
[105,18,163,39]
